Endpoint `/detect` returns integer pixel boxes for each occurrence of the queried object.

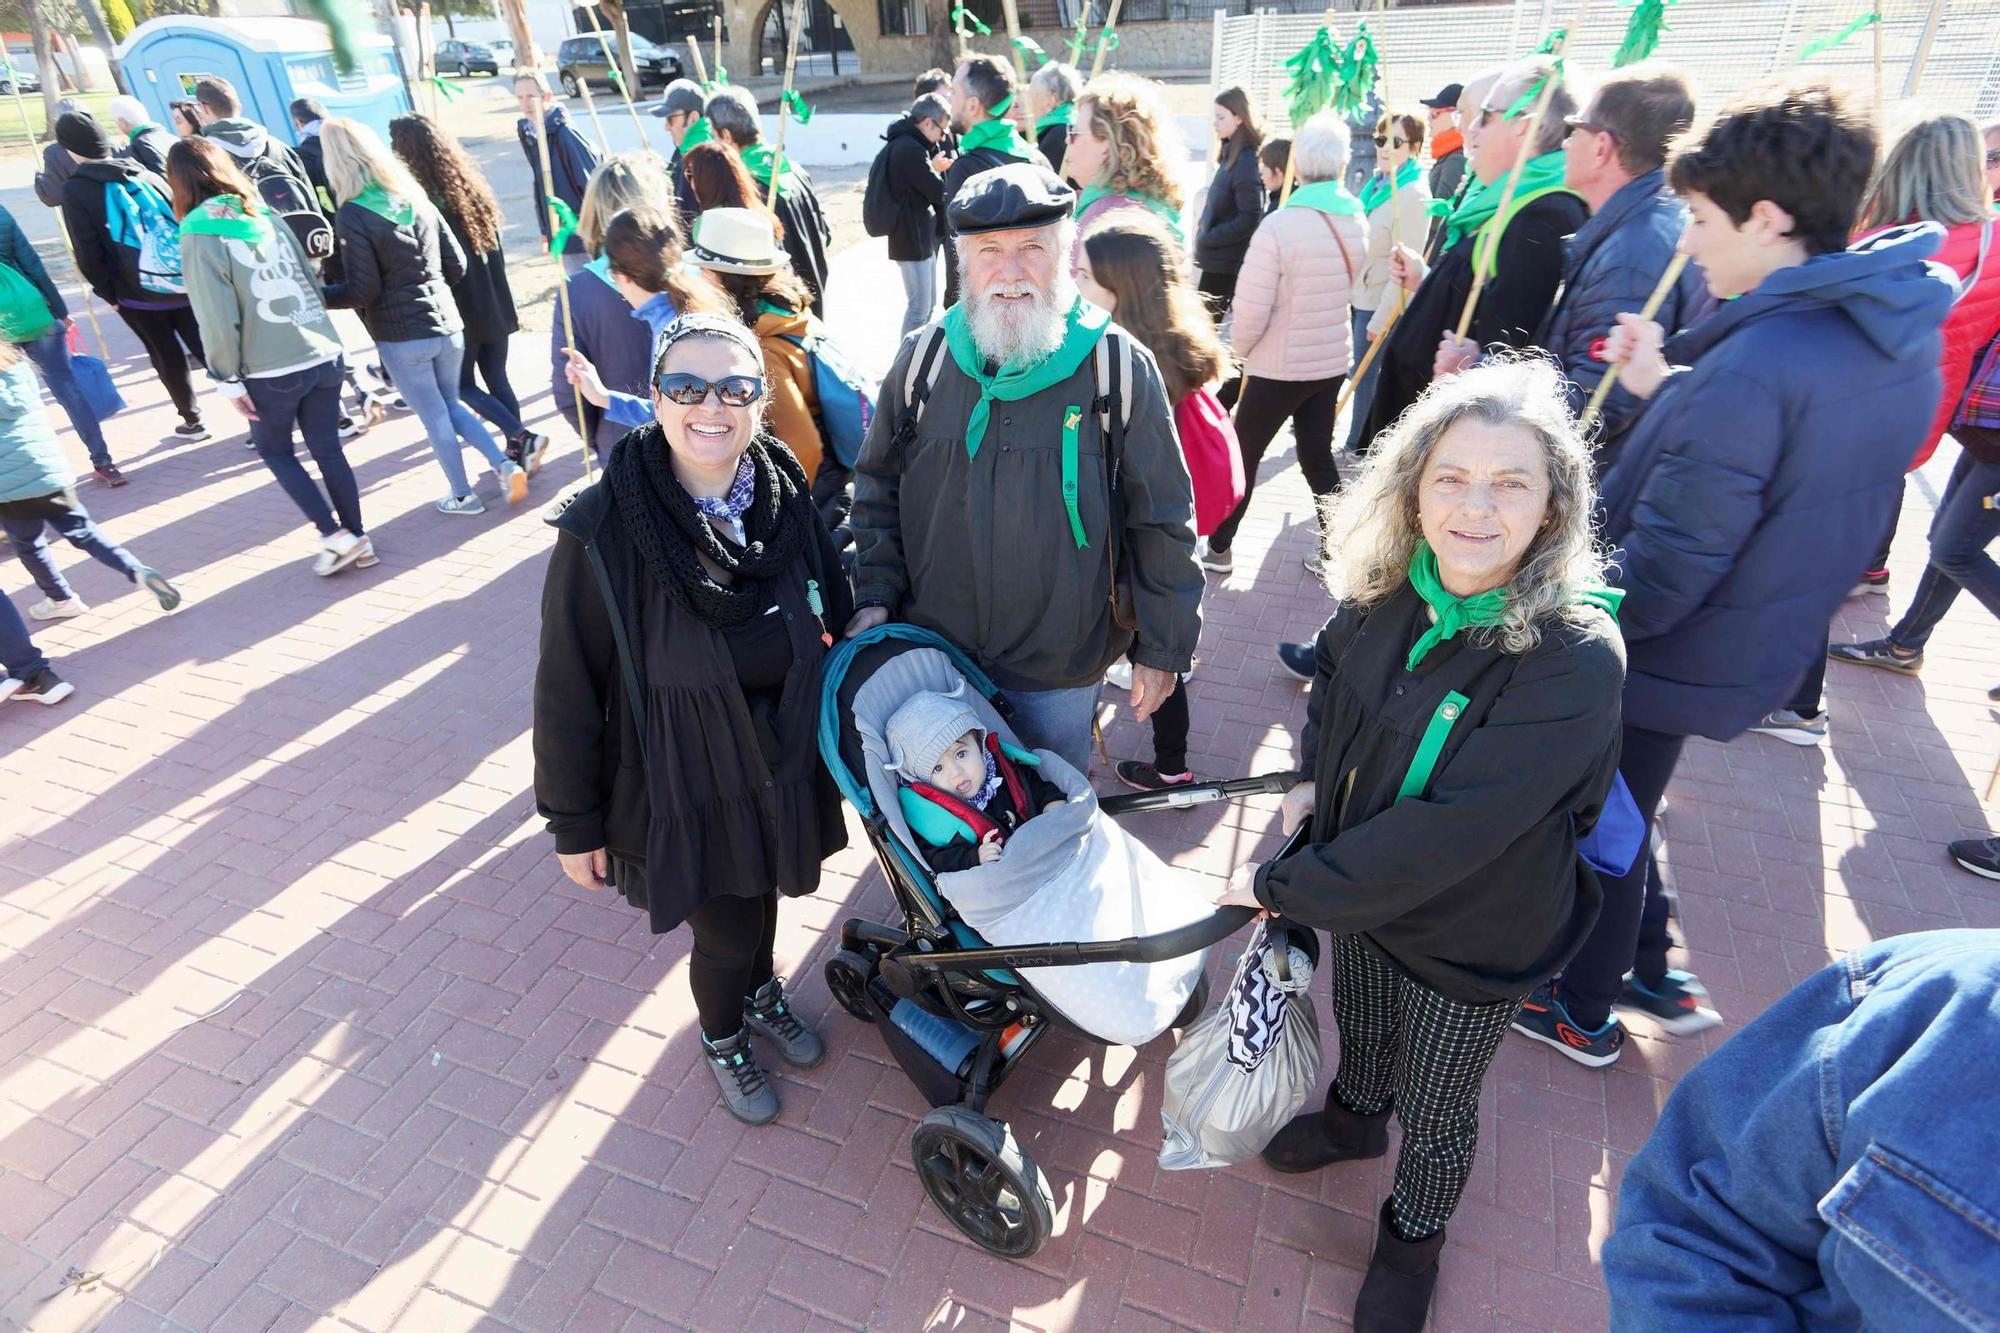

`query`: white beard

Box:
[966,274,1078,367]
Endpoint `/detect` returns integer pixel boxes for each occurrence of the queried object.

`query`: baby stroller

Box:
[818,625,1299,1258]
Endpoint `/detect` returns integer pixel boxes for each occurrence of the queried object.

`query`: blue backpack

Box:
[103,177,185,296]
[778,329,873,470]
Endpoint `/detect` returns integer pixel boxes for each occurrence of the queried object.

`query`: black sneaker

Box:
[1616,970,1721,1036]
[1848,569,1890,598]
[93,463,127,487]
[9,667,75,706]
[1510,983,1625,1067]
[1276,640,1316,682]
[702,1029,780,1124]
[1827,638,1922,675]
[521,431,552,477]
[742,977,824,1069]
[1949,837,2000,881]
[1115,760,1195,792]
[173,419,210,442]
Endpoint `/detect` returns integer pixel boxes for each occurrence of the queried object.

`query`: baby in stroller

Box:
[886,687,1067,871]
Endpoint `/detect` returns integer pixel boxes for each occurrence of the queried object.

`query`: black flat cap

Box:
[947,162,1075,236]
[1420,82,1464,110]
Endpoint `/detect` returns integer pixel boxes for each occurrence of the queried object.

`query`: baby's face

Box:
[929,730,986,799]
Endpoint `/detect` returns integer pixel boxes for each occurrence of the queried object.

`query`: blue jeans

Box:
[1343,307,1377,453]
[899,256,937,337]
[374,333,508,497]
[999,681,1101,774]
[246,358,364,539]
[1887,450,2000,652]
[24,327,110,466]
[457,337,526,439]
[0,489,143,601]
[0,590,48,681]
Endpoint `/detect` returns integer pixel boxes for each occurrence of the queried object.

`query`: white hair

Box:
[1291,111,1351,183]
[954,220,1080,366]
[106,96,148,130]
[1031,62,1082,107]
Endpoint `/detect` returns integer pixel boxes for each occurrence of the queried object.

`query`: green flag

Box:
[1796,9,1880,62]
[1613,0,1675,67]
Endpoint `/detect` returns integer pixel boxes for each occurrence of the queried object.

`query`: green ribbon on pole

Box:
[701,64,730,91]
[782,88,814,124]
[1613,0,1675,68]
[1281,25,1341,128]
[1796,9,1880,62]
[953,4,992,36]
[607,63,625,92]
[1014,35,1050,66]
[546,197,579,258]
[1532,25,1567,54]
[1332,24,1378,118]
[427,74,461,102]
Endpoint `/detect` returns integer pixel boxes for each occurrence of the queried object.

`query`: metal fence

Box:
[1211,0,2000,130]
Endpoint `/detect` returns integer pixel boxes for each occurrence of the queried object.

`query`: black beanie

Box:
[55,111,112,160]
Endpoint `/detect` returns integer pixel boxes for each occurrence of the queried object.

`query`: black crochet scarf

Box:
[608,422,813,627]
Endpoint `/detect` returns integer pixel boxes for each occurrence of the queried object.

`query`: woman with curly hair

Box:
[1215,357,1624,1333]
[1063,73,1186,252]
[390,113,547,474]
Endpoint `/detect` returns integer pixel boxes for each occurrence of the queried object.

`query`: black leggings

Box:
[118,305,206,423]
[1207,374,1345,554]
[1149,677,1191,774]
[686,890,780,1041]
[1197,268,1237,324]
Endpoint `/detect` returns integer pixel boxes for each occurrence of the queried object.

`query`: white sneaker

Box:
[436,493,486,515]
[352,537,378,569]
[0,676,19,704]
[29,597,87,621]
[312,529,368,577]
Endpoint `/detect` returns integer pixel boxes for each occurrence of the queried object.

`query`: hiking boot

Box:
[1949,837,2000,881]
[1354,1200,1447,1333]
[1827,638,1922,675]
[1616,970,1722,1036]
[313,530,369,577]
[1276,640,1316,682]
[139,568,181,611]
[93,463,127,487]
[1262,1093,1390,1174]
[436,493,486,516]
[1748,708,1827,747]
[1848,569,1890,598]
[702,1028,780,1124]
[173,418,210,442]
[28,596,86,621]
[743,977,824,1069]
[1115,760,1195,792]
[8,668,74,706]
[1511,982,1625,1068]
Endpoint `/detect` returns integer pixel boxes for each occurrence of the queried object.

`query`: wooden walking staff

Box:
[768,0,809,221]
[713,13,724,81]
[1579,251,1690,431]
[531,85,599,484]
[1453,1,1592,341]
[579,3,656,150]
[1089,0,1123,78]
[1000,0,1029,84]
[1871,1,1884,128]
[687,35,708,84]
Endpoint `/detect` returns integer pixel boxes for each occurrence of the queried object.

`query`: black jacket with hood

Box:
[1193,132,1267,276]
[59,158,190,309]
[200,117,319,208]
[322,191,466,343]
[123,123,178,177]
[877,114,945,262]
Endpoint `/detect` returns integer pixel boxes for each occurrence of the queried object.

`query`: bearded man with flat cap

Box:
[848,163,1203,774]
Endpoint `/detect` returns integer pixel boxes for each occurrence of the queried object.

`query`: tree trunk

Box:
[74,0,125,91]
[600,2,640,107]
[445,11,455,36]
[927,0,954,68]
[26,0,59,138]
[495,0,544,80]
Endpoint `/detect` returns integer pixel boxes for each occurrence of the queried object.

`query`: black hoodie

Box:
[876,115,945,262]
[60,158,190,309]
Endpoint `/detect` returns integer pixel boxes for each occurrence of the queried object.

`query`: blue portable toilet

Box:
[115,16,411,145]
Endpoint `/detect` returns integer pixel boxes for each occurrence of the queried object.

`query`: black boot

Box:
[1354,1199,1446,1333]
[1260,1090,1390,1174]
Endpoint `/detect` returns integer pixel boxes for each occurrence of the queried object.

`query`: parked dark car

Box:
[436,40,500,77]
[556,34,682,96]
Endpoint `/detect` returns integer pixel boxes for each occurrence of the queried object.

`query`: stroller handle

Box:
[909,904,1259,972]
[1098,770,1304,817]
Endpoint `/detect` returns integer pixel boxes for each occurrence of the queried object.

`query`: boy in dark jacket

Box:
[939,55,1049,307]
[514,76,600,261]
[1515,82,1955,1069]
[54,112,210,443]
[887,689,1065,873]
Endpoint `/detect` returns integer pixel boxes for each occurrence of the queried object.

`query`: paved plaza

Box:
[2,208,1999,1332]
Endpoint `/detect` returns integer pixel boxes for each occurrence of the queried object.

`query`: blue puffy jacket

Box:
[1598,223,1953,740]
[1534,170,1704,452]
[1605,930,2000,1332]
[0,356,66,504]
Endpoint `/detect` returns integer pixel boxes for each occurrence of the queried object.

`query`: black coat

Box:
[123,125,178,177]
[1193,134,1266,275]
[878,116,944,262]
[1037,121,1068,177]
[296,131,331,210]
[60,159,188,309]
[767,171,833,320]
[1361,191,1587,447]
[438,207,518,345]
[532,450,854,933]
[1256,583,1625,1004]
[322,198,465,343]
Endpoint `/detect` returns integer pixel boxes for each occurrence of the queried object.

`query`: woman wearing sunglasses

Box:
[1346,111,1431,453]
[535,312,853,1129]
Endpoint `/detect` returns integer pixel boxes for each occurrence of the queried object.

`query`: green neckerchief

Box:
[679,114,713,154]
[177,193,273,244]
[1033,102,1074,135]
[353,183,415,225]
[1426,169,1477,223]
[958,114,1030,158]
[1282,179,1366,217]
[1358,159,1421,217]
[1405,540,1510,670]
[126,121,162,144]
[942,293,1109,455]
[739,140,801,202]
[1075,184,1184,240]
[1438,150,1569,257]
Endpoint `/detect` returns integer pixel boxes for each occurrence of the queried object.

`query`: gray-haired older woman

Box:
[1213,358,1625,1333]
[534,313,851,1129]
[1202,110,1365,573]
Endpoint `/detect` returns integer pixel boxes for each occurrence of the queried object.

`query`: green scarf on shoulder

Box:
[1282,179,1366,217]
[1358,159,1421,217]
[351,183,415,226]
[739,140,803,203]
[958,114,1031,158]
[1405,539,1625,669]
[1075,184,1185,241]
[1033,102,1074,135]
[1437,151,1576,277]
[177,193,274,244]
[679,114,714,154]
[943,293,1108,455]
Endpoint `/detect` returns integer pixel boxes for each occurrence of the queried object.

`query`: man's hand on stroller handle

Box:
[843,606,890,639]
[1129,664,1177,722]
[1280,781,1316,837]
[559,848,610,891]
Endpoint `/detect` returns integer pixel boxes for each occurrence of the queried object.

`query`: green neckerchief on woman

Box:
[177,192,274,243]
[1359,159,1422,217]
[1282,179,1366,217]
[1033,101,1074,136]
[1404,538,1624,670]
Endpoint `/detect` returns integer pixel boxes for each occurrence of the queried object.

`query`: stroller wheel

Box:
[910,1107,1054,1259]
[825,948,877,1024]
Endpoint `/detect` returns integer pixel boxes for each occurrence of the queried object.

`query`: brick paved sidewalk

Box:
[2,236,1998,1333]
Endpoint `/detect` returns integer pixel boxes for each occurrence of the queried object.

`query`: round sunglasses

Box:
[655,372,766,407]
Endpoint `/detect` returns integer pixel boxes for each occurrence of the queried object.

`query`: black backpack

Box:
[243,153,334,263]
[861,139,898,239]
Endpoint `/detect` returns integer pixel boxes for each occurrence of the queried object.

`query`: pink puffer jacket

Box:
[1230,203,1367,382]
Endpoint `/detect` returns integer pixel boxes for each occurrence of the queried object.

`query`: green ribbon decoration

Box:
[1281,26,1341,129]
[1613,0,1675,68]
[427,74,461,102]
[989,91,1014,115]
[952,4,992,36]
[701,65,730,91]
[782,88,813,124]
[1065,28,1119,59]
[1532,26,1567,54]
[1013,35,1050,67]
[546,196,580,258]
[1332,24,1378,119]
[1796,9,1880,62]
